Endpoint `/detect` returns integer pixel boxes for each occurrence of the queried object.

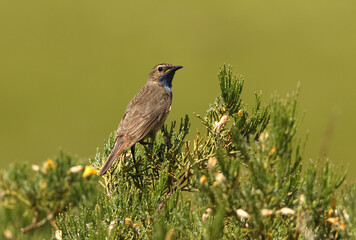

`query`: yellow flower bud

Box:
[43,159,55,173]
[82,165,99,178]
[328,209,333,217]
[200,175,207,185]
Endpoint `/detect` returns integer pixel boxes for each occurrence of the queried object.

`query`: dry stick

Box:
[176,169,192,190]
[21,211,56,232]
[156,166,193,212]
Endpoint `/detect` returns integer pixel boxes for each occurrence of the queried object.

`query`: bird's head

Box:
[148,63,183,89]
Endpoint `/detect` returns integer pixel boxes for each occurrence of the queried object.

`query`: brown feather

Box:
[98,136,128,176]
[99,63,182,175]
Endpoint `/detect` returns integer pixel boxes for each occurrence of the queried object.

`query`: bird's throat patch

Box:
[163,82,172,92]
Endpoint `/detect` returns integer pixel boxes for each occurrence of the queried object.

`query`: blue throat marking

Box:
[163,82,172,92]
[159,76,173,92]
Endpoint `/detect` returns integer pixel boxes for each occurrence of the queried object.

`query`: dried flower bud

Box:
[207,157,217,171]
[214,115,228,131]
[202,213,209,223]
[124,218,133,228]
[55,229,63,240]
[31,165,40,172]
[200,175,207,185]
[343,209,350,223]
[299,194,305,204]
[236,209,250,219]
[276,207,295,216]
[133,223,142,228]
[331,198,336,209]
[261,209,273,216]
[95,204,101,212]
[108,220,117,233]
[259,131,269,141]
[214,172,226,184]
[147,217,152,225]
[68,165,83,174]
[269,145,276,155]
[3,230,14,240]
[326,217,339,225]
[206,208,212,215]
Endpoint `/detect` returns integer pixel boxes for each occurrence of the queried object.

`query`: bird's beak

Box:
[164,65,183,74]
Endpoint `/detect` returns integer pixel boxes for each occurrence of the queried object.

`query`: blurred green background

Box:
[1,1,355,178]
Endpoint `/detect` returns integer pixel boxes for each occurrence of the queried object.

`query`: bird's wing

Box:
[118,83,172,142]
[99,84,171,176]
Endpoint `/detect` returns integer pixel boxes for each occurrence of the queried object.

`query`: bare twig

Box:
[21,211,56,232]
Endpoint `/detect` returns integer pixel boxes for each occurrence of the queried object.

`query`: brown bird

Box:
[99,63,183,176]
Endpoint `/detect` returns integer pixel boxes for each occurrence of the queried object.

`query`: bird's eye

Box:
[158,66,163,72]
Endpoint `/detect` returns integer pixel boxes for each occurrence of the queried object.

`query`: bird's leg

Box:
[130,144,136,163]
[130,144,142,186]
[131,145,140,175]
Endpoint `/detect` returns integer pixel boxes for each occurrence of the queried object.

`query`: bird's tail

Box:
[99,136,128,176]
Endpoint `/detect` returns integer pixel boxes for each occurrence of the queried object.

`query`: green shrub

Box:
[0,152,100,239]
[1,65,355,239]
